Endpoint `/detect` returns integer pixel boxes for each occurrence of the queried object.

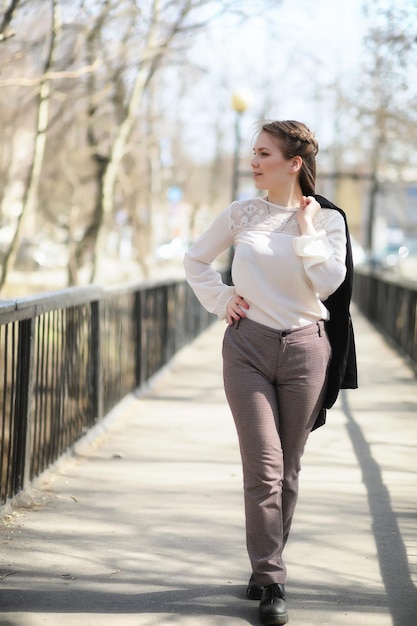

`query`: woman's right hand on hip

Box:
[226,295,250,326]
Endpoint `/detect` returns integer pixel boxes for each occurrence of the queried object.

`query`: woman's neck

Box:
[266,185,304,208]
[265,192,303,209]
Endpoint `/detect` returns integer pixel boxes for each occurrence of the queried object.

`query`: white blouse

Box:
[183,197,347,330]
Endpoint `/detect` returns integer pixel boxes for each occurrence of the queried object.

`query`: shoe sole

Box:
[259,612,289,625]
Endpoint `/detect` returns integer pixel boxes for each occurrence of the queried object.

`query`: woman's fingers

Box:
[227,295,249,325]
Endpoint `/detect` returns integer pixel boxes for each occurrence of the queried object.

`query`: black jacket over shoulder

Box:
[312,194,358,430]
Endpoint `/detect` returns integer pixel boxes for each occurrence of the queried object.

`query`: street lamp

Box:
[231,91,251,202]
[228,92,251,275]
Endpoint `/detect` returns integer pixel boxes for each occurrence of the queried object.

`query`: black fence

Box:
[353,266,417,373]
[0,279,217,509]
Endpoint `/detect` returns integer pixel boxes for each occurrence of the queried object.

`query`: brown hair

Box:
[259,120,319,196]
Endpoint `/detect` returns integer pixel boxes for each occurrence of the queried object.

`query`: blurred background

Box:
[0,0,416,296]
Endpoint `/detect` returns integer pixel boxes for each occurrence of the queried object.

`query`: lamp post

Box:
[231,91,251,202]
[228,92,251,274]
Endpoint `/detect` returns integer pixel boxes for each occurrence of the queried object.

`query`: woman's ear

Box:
[291,156,303,172]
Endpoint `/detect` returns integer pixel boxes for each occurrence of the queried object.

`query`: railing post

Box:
[162,285,169,364]
[90,300,103,423]
[14,318,35,491]
[134,290,143,388]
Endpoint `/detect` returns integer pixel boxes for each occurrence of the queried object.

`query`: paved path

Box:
[1,307,416,626]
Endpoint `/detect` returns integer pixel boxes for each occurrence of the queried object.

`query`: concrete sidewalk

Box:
[1,307,416,626]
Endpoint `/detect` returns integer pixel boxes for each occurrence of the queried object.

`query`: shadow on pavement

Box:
[0,585,256,623]
[0,581,397,623]
[341,390,417,626]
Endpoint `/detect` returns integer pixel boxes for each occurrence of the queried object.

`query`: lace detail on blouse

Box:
[230,198,331,235]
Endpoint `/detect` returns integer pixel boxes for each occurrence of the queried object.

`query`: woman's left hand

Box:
[296,196,321,235]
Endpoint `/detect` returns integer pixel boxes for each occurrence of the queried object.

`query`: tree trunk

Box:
[90,61,155,282]
[90,0,184,282]
[0,0,60,293]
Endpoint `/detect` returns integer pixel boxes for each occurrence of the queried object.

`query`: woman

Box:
[183,120,357,625]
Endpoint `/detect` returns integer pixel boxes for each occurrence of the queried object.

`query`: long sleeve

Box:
[184,207,236,319]
[292,210,347,300]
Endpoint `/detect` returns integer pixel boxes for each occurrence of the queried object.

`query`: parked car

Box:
[370,239,417,281]
[394,238,417,281]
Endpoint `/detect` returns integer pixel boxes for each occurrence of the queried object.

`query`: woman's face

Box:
[250,131,294,192]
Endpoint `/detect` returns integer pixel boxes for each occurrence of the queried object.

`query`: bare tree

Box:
[0,0,101,291]
[359,0,417,252]
[89,0,234,281]
[0,0,282,292]
[0,0,60,292]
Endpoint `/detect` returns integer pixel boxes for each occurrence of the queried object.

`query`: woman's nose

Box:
[250,155,258,168]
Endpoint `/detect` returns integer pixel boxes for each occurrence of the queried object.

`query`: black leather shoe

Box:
[246,573,263,600]
[259,583,288,625]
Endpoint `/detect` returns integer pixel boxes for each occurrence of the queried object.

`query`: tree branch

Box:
[0,60,100,87]
[0,0,20,42]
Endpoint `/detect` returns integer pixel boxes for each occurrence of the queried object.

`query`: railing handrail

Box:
[0,286,103,322]
[0,279,191,323]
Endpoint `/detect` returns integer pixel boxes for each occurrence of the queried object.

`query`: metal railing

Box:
[353,266,417,373]
[0,279,217,508]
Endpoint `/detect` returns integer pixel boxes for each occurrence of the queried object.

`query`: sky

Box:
[174,0,367,161]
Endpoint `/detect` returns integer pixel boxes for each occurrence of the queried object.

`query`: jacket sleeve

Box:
[292,210,347,299]
[183,207,236,320]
